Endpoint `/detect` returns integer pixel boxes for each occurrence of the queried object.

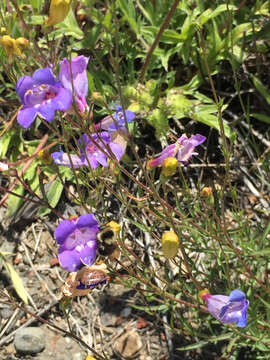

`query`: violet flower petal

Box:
[52,87,73,111]
[51,150,85,169]
[17,107,38,129]
[58,247,83,272]
[16,76,35,103]
[109,141,124,161]
[229,289,246,302]
[33,68,60,86]
[94,151,109,167]
[76,214,99,230]
[37,104,56,122]
[54,220,76,245]
[79,243,98,266]
[189,134,206,146]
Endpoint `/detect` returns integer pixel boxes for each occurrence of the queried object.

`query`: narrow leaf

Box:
[4,261,28,304]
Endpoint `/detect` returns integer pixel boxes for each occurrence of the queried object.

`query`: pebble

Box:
[113,330,143,359]
[0,306,14,319]
[14,327,46,355]
[120,307,132,318]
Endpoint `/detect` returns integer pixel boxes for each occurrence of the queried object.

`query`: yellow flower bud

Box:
[85,356,97,360]
[0,27,7,34]
[0,35,21,57]
[162,157,178,177]
[161,231,179,259]
[15,37,29,51]
[45,0,71,27]
[38,149,53,165]
[201,187,212,197]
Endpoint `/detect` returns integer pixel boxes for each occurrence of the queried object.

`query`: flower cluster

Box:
[16,57,136,170]
[16,56,90,128]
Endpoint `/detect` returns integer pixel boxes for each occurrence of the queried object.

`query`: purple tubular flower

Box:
[80,132,124,169]
[95,105,136,131]
[202,290,249,327]
[55,214,99,272]
[148,134,206,169]
[59,56,89,114]
[16,68,72,128]
[51,147,85,169]
[51,131,124,169]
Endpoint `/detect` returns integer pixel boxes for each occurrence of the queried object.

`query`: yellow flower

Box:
[85,356,97,360]
[161,156,178,177]
[0,35,21,57]
[15,37,29,51]
[161,231,179,258]
[45,0,71,27]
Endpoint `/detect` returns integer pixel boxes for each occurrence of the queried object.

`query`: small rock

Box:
[120,307,132,318]
[14,327,46,355]
[113,330,143,359]
[0,306,14,319]
[100,312,117,327]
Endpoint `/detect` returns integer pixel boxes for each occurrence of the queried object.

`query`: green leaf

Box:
[194,112,233,139]
[128,218,149,232]
[251,113,270,124]
[38,179,64,217]
[262,220,270,242]
[7,184,25,218]
[0,130,14,158]
[3,259,28,304]
[52,8,83,39]
[250,74,270,105]
[177,333,232,351]
[197,4,236,27]
[118,0,139,34]
[27,15,46,25]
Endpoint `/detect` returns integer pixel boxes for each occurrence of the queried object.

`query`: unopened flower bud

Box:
[0,27,7,34]
[15,37,29,51]
[91,92,105,106]
[161,231,179,258]
[85,356,97,360]
[45,0,71,27]
[162,156,178,177]
[201,187,212,197]
[0,35,21,57]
